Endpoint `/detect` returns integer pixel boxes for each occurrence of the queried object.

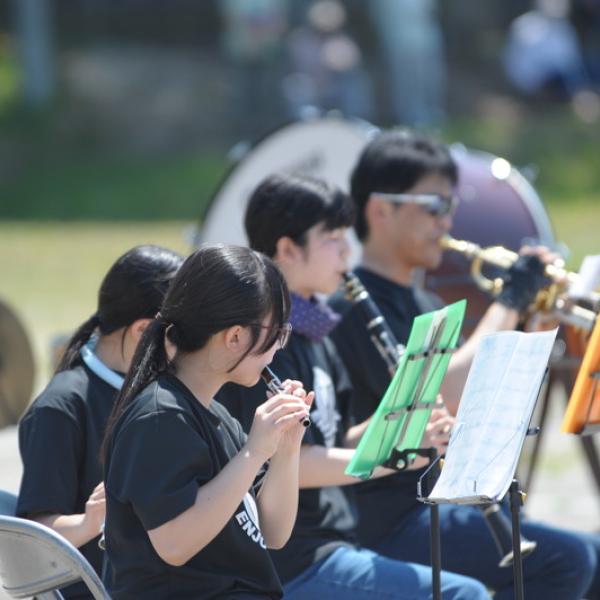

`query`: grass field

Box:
[0,221,192,388]
[1,200,598,390]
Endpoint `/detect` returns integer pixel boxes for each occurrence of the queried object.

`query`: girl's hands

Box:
[82,482,106,538]
[246,380,313,461]
[275,380,315,454]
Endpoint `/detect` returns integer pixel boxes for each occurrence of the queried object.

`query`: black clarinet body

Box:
[342,270,537,567]
[342,272,404,376]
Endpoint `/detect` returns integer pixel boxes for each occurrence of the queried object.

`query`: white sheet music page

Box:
[427,328,558,504]
[569,254,600,299]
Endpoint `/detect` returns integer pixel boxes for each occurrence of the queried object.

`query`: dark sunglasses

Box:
[372,192,459,217]
[251,322,292,349]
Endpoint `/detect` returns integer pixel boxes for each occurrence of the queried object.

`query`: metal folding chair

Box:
[0,515,110,599]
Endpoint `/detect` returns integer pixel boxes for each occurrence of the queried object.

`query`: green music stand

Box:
[345,299,466,600]
[346,299,465,479]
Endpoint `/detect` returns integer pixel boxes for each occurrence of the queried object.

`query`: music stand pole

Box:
[430,502,442,600]
[510,479,525,600]
[418,452,444,600]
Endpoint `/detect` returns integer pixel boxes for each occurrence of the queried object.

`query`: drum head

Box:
[197,116,375,253]
[0,299,35,428]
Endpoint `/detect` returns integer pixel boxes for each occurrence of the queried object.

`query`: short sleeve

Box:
[107,409,213,531]
[17,407,83,517]
[216,383,265,433]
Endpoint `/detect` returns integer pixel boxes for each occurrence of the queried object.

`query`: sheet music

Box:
[428,328,558,504]
[569,254,600,299]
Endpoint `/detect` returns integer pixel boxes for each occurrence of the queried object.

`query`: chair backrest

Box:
[0,515,110,600]
[0,491,17,516]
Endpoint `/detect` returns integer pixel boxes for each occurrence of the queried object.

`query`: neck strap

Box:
[80,339,124,390]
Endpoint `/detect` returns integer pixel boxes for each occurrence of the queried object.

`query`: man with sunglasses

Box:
[329,128,600,598]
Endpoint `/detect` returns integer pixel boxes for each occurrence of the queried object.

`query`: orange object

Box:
[561,317,600,434]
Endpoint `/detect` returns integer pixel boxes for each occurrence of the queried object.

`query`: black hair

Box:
[102,244,290,462]
[244,173,355,258]
[56,245,184,373]
[350,129,458,241]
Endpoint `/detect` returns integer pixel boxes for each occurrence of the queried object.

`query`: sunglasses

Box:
[372,192,459,217]
[252,322,293,349]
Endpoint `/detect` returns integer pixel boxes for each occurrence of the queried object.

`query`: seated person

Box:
[101,245,312,599]
[329,128,599,600]
[17,245,183,599]
[218,172,490,599]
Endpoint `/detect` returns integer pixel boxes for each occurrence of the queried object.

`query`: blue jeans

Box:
[576,531,600,599]
[283,546,489,599]
[371,503,597,600]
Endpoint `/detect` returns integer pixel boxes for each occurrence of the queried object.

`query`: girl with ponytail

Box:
[101,244,312,600]
[17,244,183,599]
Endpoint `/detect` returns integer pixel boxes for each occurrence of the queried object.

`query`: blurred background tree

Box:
[0,0,598,231]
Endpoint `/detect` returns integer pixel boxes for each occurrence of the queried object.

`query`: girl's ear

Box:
[274,236,301,265]
[222,325,246,353]
[130,318,153,344]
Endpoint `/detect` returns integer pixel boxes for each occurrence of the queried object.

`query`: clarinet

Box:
[342,270,537,567]
[342,272,405,375]
[261,366,311,428]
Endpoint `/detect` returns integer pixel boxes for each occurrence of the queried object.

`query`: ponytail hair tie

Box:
[155,311,168,325]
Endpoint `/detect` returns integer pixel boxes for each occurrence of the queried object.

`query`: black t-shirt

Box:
[17,362,116,599]
[103,374,282,600]
[329,267,444,547]
[217,332,358,584]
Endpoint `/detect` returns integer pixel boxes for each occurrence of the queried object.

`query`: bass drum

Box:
[425,145,557,336]
[197,116,375,257]
[0,299,35,428]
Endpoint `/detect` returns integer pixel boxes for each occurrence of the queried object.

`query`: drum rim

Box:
[451,145,556,247]
[196,114,377,245]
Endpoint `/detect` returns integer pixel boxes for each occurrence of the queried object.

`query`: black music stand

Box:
[422,329,557,600]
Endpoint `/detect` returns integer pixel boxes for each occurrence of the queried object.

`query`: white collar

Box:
[80,338,124,390]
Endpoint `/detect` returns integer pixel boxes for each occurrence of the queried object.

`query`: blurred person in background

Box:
[220,0,289,136]
[282,0,374,121]
[503,0,589,100]
[17,245,183,599]
[572,0,600,86]
[368,0,446,126]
